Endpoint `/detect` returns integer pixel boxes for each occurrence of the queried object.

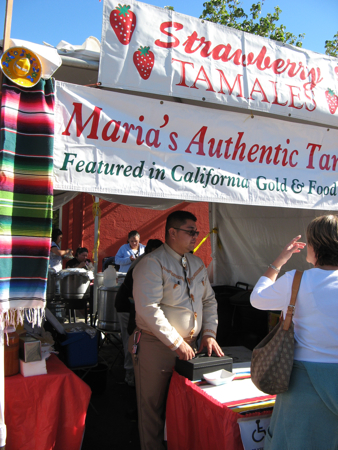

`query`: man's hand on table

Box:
[175,340,196,360]
[197,336,224,357]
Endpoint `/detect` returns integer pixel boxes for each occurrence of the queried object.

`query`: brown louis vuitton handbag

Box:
[251,270,303,395]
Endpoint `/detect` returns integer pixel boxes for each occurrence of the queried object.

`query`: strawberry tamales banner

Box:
[54,81,338,210]
[99,0,338,128]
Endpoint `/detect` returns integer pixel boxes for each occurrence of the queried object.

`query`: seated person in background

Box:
[66,247,94,270]
[115,230,146,274]
[115,239,163,335]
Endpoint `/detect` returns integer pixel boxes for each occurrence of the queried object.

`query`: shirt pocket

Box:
[162,271,185,306]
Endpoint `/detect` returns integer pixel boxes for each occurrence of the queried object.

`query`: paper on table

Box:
[199,378,267,404]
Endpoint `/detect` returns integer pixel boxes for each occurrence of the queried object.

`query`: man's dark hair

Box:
[145,239,163,254]
[165,211,197,238]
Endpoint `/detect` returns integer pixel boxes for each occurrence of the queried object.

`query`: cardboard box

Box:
[19,336,42,362]
[20,359,47,377]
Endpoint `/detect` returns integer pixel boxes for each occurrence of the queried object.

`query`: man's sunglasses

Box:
[174,228,200,237]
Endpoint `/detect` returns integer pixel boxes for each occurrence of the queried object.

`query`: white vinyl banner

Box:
[99,0,338,128]
[54,81,338,210]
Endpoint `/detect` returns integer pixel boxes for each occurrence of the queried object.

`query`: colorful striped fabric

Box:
[0,78,54,327]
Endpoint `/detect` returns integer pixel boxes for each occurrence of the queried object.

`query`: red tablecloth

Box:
[5,354,92,450]
[166,371,244,450]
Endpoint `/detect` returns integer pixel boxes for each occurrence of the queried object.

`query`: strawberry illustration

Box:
[133,46,155,80]
[110,4,136,45]
[325,88,338,114]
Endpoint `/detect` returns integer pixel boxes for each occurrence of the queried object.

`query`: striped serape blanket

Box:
[0,77,54,327]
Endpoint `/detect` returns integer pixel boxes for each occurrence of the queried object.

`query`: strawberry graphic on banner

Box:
[110,4,136,45]
[325,88,338,114]
[133,46,155,80]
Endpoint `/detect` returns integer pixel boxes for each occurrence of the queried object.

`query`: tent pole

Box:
[210,203,217,285]
[93,197,99,321]
[0,0,14,91]
[0,1,14,447]
[0,325,6,449]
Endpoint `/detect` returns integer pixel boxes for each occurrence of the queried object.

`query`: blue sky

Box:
[1,0,337,55]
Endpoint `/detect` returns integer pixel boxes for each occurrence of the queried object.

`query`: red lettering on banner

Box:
[183,32,210,55]
[223,138,233,160]
[249,79,269,103]
[232,132,246,161]
[287,85,303,109]
[172,58,194,86]
[217,71,244,97]
[303,83,316,112]
[306,143,322,169]
[185,129,300,169]
[185,126,207,155]
[319,154,331,171]
[269,81,288,106]
[170,61,316,111]
[331,155,338,171]
[102,120,121,142]
[122,123,135,143]
[248,144,259,162]
[289,150,298,167]
[190,66,215,91]
[155,22,183,48]
[62,102,102,139]
[157,23,322,86]
[259,146,273,164]
[208,139,223,158]
[169,132,178,151]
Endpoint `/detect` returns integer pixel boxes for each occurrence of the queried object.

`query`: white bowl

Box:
[203,369,235,386]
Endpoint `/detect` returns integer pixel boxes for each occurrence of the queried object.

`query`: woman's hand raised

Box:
[264,235,306,281]
[276,235,306,267]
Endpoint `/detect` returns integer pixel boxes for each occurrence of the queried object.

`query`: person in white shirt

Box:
[251,214,338,450]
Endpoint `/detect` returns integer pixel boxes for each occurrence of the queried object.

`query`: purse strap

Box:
[283,270,303,331]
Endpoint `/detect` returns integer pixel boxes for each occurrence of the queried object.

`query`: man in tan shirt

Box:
[129,210,223,450]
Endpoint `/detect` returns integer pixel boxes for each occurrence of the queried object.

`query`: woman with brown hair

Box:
[251,215,338,449]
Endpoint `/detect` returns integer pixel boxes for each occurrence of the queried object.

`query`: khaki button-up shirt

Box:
[133,243,218,350]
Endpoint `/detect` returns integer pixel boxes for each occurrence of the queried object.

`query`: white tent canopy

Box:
[51,40,337,290]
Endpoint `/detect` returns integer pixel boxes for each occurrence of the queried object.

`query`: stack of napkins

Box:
[19,335,47,377]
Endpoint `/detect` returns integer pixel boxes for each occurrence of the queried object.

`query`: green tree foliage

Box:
[325,32,338,58]
[200,0,304,47]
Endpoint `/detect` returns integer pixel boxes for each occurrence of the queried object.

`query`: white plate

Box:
[203,369,235,386]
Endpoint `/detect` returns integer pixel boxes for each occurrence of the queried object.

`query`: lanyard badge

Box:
[132,330,141,355]
[181,256,197,338]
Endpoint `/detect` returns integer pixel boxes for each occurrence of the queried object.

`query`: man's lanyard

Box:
[181,256,198,338]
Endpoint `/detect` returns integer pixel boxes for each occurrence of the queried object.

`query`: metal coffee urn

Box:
[97,286,120,331]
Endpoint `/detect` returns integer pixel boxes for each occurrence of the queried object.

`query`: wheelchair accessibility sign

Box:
[238,415,272,450]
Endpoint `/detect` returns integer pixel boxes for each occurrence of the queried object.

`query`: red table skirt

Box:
[5,354,92,450]
[166,371,244,450]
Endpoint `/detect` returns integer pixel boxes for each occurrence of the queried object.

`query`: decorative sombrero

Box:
[1,46,42,87]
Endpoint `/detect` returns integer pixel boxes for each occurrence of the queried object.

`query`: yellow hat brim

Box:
[1,46,42,88]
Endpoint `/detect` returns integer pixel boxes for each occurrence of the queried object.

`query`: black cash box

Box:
[175,351,233,381]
